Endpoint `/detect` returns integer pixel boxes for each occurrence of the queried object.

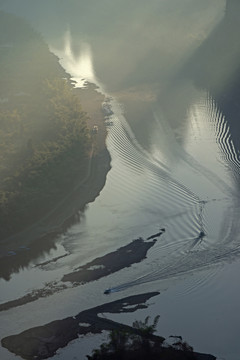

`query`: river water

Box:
[1,1,240,359]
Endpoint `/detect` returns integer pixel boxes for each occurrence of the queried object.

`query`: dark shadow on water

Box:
[0,207,88,281]
[0,232,59,281]
[2,0,240,281]
[0,237,159,311]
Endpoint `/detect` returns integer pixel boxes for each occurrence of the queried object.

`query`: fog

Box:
[0,0,225,91]
[2,1,240,360]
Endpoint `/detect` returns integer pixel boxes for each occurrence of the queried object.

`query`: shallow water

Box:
[1,1,240,359]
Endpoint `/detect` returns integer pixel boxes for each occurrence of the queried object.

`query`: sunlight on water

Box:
[51,30,98,87]
[1,3,240,360]
[86,89,240,296]
[184,93,237,190]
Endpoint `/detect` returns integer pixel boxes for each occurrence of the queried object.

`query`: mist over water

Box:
[1,1,240,359]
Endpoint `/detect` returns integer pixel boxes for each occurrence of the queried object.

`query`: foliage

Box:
[0,12,92,238]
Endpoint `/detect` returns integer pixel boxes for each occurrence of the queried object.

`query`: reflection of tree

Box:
[0,231,59,281]
[87,316,197,360]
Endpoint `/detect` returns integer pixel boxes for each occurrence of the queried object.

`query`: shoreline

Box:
[0,82,111,279]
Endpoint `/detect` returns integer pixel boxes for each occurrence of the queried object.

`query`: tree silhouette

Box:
[86,315,197,360]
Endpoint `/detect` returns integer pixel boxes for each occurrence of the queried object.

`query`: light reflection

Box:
[51,29,98,87]
[185,92,239,189]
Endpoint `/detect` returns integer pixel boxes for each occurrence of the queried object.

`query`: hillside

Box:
[0,11,102,239]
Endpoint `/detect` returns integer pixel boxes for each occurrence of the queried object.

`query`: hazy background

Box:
[2,2,240,360]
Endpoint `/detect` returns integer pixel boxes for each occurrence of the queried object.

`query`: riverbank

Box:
[0,81,111,280]
[0,10,112,248]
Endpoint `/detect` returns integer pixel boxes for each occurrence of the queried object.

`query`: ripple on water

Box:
[97,92,240,295]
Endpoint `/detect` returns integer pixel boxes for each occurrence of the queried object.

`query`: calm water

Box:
[1,1,240,359]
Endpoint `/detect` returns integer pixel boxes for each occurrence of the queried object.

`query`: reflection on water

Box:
[51,29,99,87]
[0,0,226,91]
[0,0,234,300]
[85,90,239,294]
[2,1,240,359]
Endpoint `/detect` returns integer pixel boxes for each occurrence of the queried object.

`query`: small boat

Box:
[104,288,111,294]
[147,228,165,240]
[198,231,206,239]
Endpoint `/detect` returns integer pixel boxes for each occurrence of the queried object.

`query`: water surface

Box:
[1,1,240,359]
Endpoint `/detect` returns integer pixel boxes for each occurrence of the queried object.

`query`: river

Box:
[1,1,240,359]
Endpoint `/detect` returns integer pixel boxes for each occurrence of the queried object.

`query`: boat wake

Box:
[101,92,240,294]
